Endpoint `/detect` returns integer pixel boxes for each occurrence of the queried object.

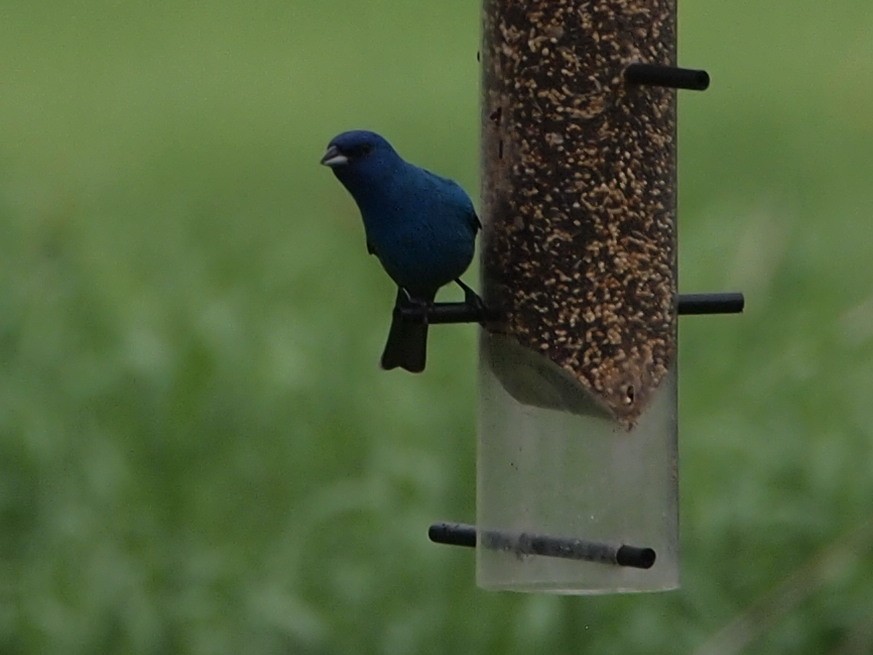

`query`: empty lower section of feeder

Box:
[477,331,679,594]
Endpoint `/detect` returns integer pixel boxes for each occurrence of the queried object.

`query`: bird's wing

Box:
[420,166,480,232]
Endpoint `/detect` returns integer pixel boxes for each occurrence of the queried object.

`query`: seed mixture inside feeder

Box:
[480,0,677,427]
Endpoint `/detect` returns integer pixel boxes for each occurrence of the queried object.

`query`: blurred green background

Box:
[2,1,873,653]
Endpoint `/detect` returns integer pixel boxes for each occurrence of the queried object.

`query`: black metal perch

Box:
[396,300,499,325]
[678,292,744,315]
[429,522,656,570]
[624,63,710,91]
[397,292,744,325]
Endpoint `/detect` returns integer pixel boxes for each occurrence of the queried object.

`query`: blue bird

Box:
[321,130,480,373]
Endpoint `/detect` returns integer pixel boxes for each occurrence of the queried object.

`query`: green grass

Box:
[2,1,873,653]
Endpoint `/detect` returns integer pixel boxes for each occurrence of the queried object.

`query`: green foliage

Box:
[2,1,872,653]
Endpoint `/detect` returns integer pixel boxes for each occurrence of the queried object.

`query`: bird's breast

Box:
[365,211,475,295]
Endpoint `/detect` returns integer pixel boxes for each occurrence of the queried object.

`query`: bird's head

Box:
[320,130,400,185]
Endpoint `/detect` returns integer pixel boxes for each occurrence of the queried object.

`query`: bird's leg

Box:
[454,279,485,313]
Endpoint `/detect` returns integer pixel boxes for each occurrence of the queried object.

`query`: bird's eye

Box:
[359,144,373,156]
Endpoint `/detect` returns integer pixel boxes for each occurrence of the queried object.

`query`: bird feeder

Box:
[426,0,740,596]
[474,0,698,594]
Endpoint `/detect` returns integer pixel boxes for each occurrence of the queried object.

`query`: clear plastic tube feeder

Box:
[477,0,679,594]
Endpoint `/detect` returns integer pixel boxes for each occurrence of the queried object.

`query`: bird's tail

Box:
[380,289,433,373]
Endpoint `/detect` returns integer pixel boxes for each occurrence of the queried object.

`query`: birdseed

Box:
[480,0,677,427]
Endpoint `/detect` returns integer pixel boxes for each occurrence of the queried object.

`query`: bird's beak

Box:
[320,145,348,167]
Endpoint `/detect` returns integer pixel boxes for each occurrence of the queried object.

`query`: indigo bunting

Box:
[321,130,480,373]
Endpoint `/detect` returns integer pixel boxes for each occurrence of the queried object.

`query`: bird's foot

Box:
[454,279,486,315]
[397,288,432,324]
